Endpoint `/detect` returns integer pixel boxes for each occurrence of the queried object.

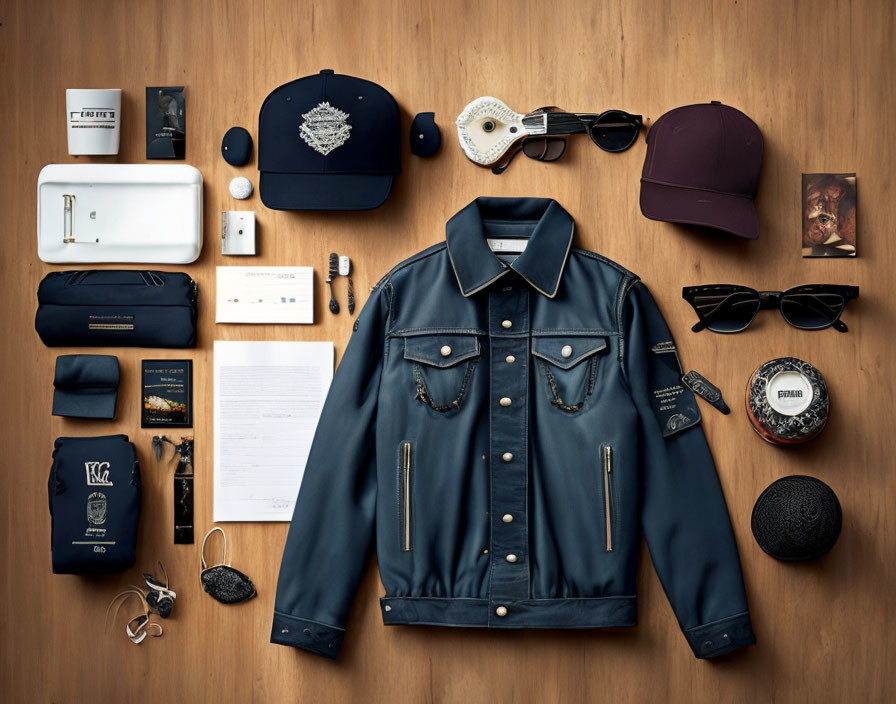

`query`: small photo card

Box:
[142,359,193,428]
[802,173,857,257]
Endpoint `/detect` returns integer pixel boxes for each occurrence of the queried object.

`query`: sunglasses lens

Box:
[591,111,640,151]
[692,288,761,333]
[780,288,844,329]
[522,137,567,162]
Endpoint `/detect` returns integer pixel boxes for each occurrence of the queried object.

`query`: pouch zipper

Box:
[602,445,613,552]
[401,441,412,552]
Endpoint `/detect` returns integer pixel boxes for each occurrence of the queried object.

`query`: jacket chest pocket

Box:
[404,334,481,413]
[532,336,607,413]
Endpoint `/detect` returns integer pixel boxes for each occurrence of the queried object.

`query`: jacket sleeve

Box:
[620,279,755,659]
[270,281,391,658]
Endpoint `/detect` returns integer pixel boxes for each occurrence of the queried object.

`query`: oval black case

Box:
[221,126,253,166]
[410,112,441,157]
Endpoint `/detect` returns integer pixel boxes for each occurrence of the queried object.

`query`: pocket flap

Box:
[532,336,607,369]
[404,335,480,368]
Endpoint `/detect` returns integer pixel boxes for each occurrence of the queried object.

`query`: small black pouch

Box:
[35,270,198,348]
[48,435,141,574]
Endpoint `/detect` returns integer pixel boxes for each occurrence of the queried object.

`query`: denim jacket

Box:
[272,197,755,659]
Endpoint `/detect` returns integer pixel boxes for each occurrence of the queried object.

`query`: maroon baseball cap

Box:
[640,101,763,239]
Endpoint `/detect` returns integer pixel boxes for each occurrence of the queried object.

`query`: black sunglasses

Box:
[682,284,859,333]
[494,106,642,174]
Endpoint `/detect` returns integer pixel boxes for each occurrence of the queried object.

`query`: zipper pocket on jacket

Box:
[400,441,413,552]
[602,445,614,552]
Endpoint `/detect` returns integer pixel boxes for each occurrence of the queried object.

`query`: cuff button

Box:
[703,640,713,650]
[303,628,311,635]
[384,604,392,612]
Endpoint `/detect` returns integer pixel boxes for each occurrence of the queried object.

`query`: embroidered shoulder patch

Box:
[300,102,352,155]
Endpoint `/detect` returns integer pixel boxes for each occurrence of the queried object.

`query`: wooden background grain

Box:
[1,0,894,701]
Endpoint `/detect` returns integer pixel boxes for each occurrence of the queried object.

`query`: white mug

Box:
[66,89,121,155]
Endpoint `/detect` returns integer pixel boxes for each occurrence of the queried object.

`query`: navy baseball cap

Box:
[258,69,401,210]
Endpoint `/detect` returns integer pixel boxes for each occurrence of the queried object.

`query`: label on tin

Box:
[766,371,813,416]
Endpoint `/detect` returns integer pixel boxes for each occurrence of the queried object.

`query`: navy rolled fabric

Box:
[53,354,120,419]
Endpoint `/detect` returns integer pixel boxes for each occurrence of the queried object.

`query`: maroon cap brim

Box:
[639,180,759,240]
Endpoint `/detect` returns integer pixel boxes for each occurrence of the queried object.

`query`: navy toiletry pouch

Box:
[36,270,197,348]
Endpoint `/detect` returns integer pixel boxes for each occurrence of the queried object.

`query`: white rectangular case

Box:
[37,163,203,264]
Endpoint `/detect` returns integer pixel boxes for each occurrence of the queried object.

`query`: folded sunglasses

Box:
[682,284,859,333]
[491,106,642,174]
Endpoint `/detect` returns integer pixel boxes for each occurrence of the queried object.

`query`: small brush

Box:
[327,253,339,314]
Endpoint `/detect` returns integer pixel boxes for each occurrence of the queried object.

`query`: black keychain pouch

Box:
[35,270,198,348]
[48,435,141,574]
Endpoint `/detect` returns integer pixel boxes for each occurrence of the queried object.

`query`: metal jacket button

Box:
[505,355,515,364]
[560,344,573,358]
[495,606,508,617]
[502,514,513,523]
[499,397,512,407]
[502,320,512,329]
[506,554,518,563]
[440,345,452,357]
[502,452,513,462]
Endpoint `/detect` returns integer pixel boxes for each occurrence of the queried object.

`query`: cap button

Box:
[320,68,335,75]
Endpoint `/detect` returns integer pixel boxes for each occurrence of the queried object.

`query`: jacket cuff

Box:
[684,612,755,659]
[271,611,345,659]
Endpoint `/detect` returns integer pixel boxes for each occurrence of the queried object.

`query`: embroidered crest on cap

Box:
[300,102,352,155]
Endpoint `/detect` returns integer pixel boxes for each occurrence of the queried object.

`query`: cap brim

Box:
[640,180,759,240]
[260,172,395,211]
[53,388,117,420]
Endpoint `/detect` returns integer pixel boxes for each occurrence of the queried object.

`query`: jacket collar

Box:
[445,197,575,298]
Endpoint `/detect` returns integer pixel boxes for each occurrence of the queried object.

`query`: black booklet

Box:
[141,359,193,428]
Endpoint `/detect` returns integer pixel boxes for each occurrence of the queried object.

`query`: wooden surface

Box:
[1,0,894,701]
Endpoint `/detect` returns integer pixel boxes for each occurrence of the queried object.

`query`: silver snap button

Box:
[502,320,512,329]
[282,627,290,633]
[495,606,508,617]
[384,605,392,612]
[303,628,311,635]
[502,452,513,462]
[505,355,516,364]
[506,554,518,563]
[499,397,512,407]
[560,344,573,358]
[502,513,513,523]
[440,345,452,357]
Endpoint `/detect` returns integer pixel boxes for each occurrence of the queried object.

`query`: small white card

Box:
[216,266,313,324]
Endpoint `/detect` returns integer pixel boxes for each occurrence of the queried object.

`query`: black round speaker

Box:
[751,475,842,561]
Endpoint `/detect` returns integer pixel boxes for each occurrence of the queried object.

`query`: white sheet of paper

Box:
[216,266,314,324]
[213,340,334,522]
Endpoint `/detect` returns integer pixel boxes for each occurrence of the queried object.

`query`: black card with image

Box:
[141,360,192,428]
